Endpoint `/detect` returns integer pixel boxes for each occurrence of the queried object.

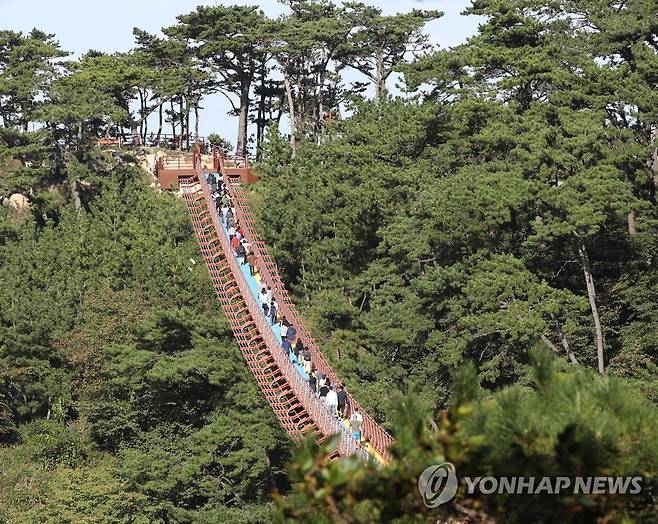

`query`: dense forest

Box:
[1,0,658,522]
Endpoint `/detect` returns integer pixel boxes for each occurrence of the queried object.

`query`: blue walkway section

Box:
[211,177,309,382]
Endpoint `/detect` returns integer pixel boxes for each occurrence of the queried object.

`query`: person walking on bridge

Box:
[303,356,312,375]
[265,286,272,307]
[246,250,256,276]
[308,365,318,393]
[287,324,297,344]
[280,317,290,339]
[349,410,363,441]
[318,381,329,401]
[236,241,246,265]
[231,234,240,254]
[325,385,339,418]
[282,337,292,357]
[259,287,269,316]
[337,385,348,418]
[269,299,277,325]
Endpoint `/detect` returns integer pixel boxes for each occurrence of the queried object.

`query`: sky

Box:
[1,0,482,145]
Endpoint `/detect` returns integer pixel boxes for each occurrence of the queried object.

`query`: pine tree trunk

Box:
[170,100,176,148]
[576,235,605,374]
[131,125,140,146]
[138,89,145,143]
[142,117,148,145]
[179,100,185,151]
[627,209,637,236]
[156,103,163,146]
[186,109,190,150]
[283,69,297,157]
[317,59,327,142]
[194,103,200,144]
[236,81,251,158]
[256,69,265,159]
[652,128,658,203]
[375,49,386,100]
[552,316,579,365]
[70,179,82,212]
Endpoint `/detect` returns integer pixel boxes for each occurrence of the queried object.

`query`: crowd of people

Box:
[205,172,364,443]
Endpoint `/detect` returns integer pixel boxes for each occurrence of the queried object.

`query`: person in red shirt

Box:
[231,235,240,253]
[246,250,257,275]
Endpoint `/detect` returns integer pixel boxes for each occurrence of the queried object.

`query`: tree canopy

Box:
[2,1,658,522]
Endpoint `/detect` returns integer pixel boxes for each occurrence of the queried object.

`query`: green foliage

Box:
[2,1,658,521]
[338,3,442,98]
[0,29,67,130]
[277,352,658,522]
[0,166,288,521]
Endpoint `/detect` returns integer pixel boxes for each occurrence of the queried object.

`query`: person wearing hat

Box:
[349,410,363,441]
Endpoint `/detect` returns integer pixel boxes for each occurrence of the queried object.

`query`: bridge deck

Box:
[180,168,393,462]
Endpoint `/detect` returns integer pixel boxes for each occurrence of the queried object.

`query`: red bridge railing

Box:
[224,179,394,462]
[181,174,372,462]
[175,152,393,462]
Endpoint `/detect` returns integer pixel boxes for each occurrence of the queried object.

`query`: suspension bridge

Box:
[158,148,393,464]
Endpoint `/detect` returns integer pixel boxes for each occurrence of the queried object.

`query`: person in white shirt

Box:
[265,286,272,306]
[259,287,269,315]
[303,357,312,375]
[325,385,339,417]
[349,410,363,441]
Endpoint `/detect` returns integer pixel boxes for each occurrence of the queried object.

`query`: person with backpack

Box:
[317,371,327,390]
[300,344,311,363]
[303,355,312,376]
[235,241,246,264]
[318,381,329,401]
[287,324,297,343]
[207,172,217,190]
[308,365,318,393]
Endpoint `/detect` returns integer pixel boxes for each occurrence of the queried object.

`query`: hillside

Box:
[2,1,658,522]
